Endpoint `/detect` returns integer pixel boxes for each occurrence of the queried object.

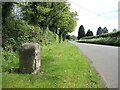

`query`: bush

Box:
[2,18,60,51]
[2,50,19,72]
[2,18,37,51]
[43,29,59,45]
[38,28,59,46]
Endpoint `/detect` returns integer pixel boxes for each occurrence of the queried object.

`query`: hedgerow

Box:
[81,31,120,39]
[77,31,120,46]
[2,18,59,51]
[78,37,120,46]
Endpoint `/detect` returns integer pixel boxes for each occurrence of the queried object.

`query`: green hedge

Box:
[81,31,120,39]
[78,37,120,46]
[77,31,120,46]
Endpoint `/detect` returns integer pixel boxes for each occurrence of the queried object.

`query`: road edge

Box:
[70,41,109,88]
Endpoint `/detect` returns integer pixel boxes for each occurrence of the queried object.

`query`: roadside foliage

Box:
[78,31,120,46]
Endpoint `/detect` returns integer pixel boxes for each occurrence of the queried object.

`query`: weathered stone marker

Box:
[19,43,40,74]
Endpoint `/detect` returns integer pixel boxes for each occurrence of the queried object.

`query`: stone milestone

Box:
[19,43,40,74]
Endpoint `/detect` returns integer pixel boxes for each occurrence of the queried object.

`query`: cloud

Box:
[97,9,118,19]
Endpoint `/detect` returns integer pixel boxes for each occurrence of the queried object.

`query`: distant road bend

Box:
[70,41,118,88]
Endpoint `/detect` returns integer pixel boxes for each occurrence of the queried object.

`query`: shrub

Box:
[2,50,19,72]
[2,18,59,51]
[2,18,37,51]
[39,29,59,46]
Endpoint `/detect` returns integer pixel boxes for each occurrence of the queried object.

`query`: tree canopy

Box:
[96,27,102,35]
[78,25,85,40]
[102,27,108,34]
[20,2,78,31]
[96,27,109,35]
[86,29,93,36]
[2,2,78,50]
[20,2,78,42]
[113,29,117,32]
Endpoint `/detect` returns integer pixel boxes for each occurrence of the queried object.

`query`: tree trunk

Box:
[59,32,63,43]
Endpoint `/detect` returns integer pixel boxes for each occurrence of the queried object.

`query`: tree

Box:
[71,35,77,40]
[86,29,93,36]
[46,3,78,42]
[20,2,51,27]
[2,2,15,26]
[2,2,40,51]
[20,2,78,43]
[66,35,71,40]
[102,27,108,33]
[57,11,78,42]
[2,2,14,19]
[78,25,85,40]
[66,35,77,41]
[3,2,78,48]
[96,27,102,35]
[113,29,117,32]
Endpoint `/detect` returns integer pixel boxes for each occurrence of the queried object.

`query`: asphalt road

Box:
[70,41,118,88]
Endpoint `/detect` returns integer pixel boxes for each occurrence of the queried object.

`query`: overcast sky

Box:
[68,0,119,36]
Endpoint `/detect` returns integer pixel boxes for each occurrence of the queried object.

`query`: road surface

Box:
[70,41,118,88]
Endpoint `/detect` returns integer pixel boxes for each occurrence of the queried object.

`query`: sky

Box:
[68,0,119,36]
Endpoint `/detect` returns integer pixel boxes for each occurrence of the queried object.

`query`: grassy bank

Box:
[2,42,104,88]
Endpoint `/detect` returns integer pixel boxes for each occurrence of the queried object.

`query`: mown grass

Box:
[2,42,105,88]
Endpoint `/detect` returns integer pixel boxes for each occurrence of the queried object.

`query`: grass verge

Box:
[2,42,105,88]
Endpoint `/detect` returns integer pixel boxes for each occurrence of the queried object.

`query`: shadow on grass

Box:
[8,68,20,74]
[6,54,56,75]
